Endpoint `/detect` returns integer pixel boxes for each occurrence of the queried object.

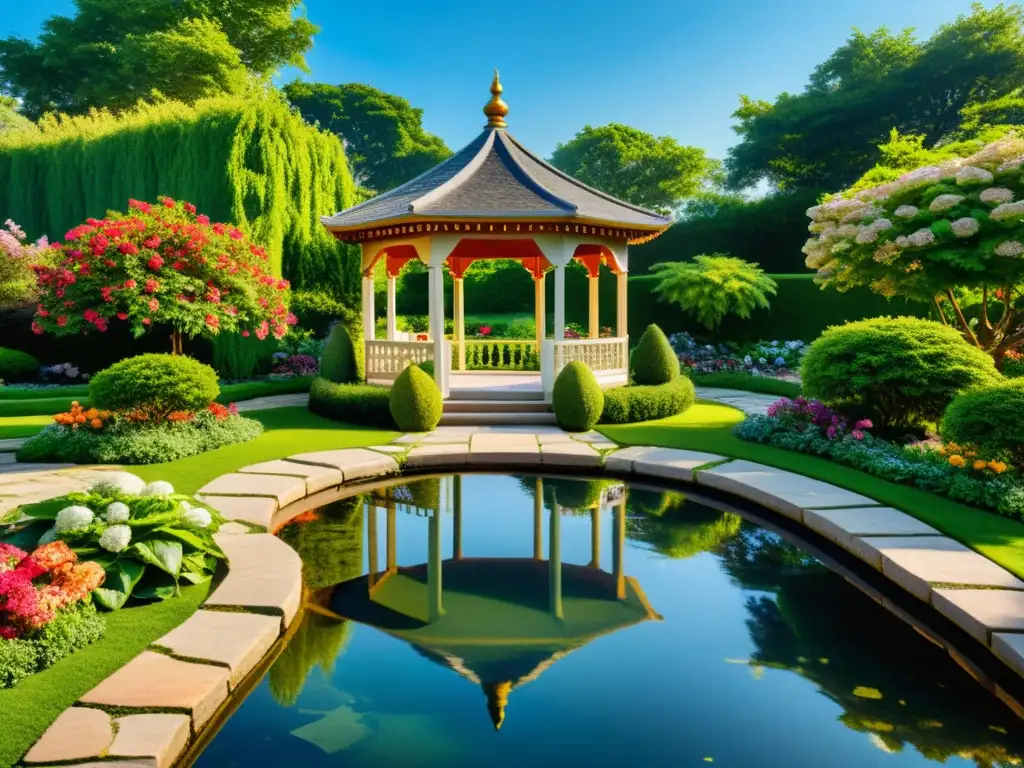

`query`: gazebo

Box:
[320,72,672,412]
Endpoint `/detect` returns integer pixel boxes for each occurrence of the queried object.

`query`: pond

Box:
[195,474,1024,767]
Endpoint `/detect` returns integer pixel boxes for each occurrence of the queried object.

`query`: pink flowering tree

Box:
[31,197,295,353]
[0,218,51,308]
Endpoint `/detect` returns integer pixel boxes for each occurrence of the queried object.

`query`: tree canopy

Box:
[726,3,1024,191]
[284,82,452,193]
[652,255,778,330]
[0,0,318,118]
[549,123,717,215]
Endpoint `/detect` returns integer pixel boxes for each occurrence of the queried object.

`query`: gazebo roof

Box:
[321,72,672,244]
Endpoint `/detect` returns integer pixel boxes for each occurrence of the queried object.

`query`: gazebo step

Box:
[447,387,544,402]
[439,411,559,426]
[444,399,551,414]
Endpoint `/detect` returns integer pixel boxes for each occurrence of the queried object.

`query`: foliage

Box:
[801,317,1000,430]
[289,290,358,337]
[0,219,52,308]
[725,4,1024,190]
[0,603,105,689]
[15,475,225,609]
[388,365,441,432]
[627,501,743,558]
[276,496,363,590]
[319,321,361,384]
[942,379,1024,468]
[552,361,604,432]
[0,0,317,118]
[212,333,264,381]
[89,355,220,419]
[0,99,36,136]
[1005,349,1024,378]
[307,378,393,428]
[0,91,359,296]
[0,348,39,383]
[652,255,778,330]
[549,123,718,214]
[671,333,806,375]
[271,353,318,376]
[600,376,695,424]
[688,371,801,399]
[736,402,1024,518]
[630,324,679,385]
[284,82,451,192]
[804,134,1024,361]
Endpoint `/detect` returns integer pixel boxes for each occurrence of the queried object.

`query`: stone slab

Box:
[237,459,343,495]
[537,432,576,444]
[23,706,114,764]
[289,448,399,483]
[993,633,1024,679]
[392,434,425,444]
[370,445,407,453]
[80,652,229,729]
[588,440,619,451]
[854,537,1024,601]
[406,443,470,469]
[633,448,726,483]
[205,533,302,626]
[696,460,877,521]
[157,610,280,688]
[573,431,605,443]
[194,495,276,529]
[932,588,1024,643]
[196,473,305,509]
[539,442,602,468]
[603,445,660,473]
[468,435,541,466]
[803,507,940,553]
[108,714,191,768]
[217,522,251,536]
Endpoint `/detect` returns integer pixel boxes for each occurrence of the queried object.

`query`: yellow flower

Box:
[965,450,978,458]
[948,455,966,468]
[989,461,1008,474]
[973,460,988,471]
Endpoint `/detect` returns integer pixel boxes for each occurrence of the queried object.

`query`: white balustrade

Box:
[366,339,450,385]
[541,337,629,398]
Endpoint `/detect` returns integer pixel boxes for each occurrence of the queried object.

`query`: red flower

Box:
[118,242,138,255]
[226,305,238,316]
[116,312,128,320]
[124,279,137,289]
[147,255,164,270]
[143,236,161,249]
[197,214,210,225]
[273,324,286,339]
[228,229,244,240]
[205,313,219,329]
[83,308,99,323]
[162,198,176,208]
[148,298,159,312]
[241,330,250,337]
[95,318,108,332]
[144,279,159,293]
[57,316,67,327]
[31,321,43,335]
[129,199,152,214]
[172,260,185,270]
[184,203,197,214]
[142,318,151,325]
[36,305,49,318]
[212,223,226,235]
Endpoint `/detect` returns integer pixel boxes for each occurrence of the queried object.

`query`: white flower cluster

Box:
[893,205,919,218]
[184,508,212,529]
[995,240,1024,257]
[55,506,94,532]
[105,502,130,524]
[89,471,146,497]
[991,201,1024,221]
[855,227,879,244]
[142,481,175,497]
[929,194,965,212]
[906,229,936,247]
[980,187,1014,205]
[955,166,994,185]
[99,525,132,553]
[950,217,980,238]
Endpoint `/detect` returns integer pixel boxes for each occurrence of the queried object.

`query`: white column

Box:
[554,264,566,341]
[588,275,599,339]
[616,271,628,339]
[386,275,397,340]
[454,277,465,371]
[534,275,545,347]
[363,275,375,340]
[428,264,445,389]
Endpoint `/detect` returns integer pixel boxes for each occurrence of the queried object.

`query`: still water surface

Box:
[196,474,1024,767]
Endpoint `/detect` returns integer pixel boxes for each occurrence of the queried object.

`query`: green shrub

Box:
[418,360,435,377]
[552,361,604,432]
[630,324,679,385]
[942,379,1024,468]
[89,354,220,417]
[600,376,695,424]
[290,291,358,337]
[0,635,38,688]
[688,371,801,398]
[308,377,394,428]
[0,603,106,689]
[389,365,442,432]
[212,333,264,381]
[320,321,361,383]
[801,317,1000,430]
[0,347,39,382]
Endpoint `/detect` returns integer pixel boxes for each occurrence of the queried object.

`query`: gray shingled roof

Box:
[321,128,671,230]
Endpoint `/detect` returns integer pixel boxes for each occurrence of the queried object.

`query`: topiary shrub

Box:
[0,347,39,382]
[630,324,679,385]
[320,321,361,384]
[418,360,435,378]
[552,361,604,432]
[89,354,220,418]
[389,365,442,432]
[600,376,695,424]
[308,377,394,428]
[942,379,1024,468]
[802,317,1000,430]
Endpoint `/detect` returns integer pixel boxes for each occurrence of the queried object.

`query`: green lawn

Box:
[0,581,210,768]
[0,385,90,400]
[0,416,51,440]
[598,402,1024,580]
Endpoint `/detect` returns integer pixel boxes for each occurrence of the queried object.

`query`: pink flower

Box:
[826,425,837,440]
[124,279,137,289]
[854,419,873,430]
[241,330,250,337]
[148,298,159,312]
[118,242,138,255]
[184,203,197,214]
[31,321,43,335]
[147,254,164,270]
[162,198,176,208]
[142,318,151,325]
[117,312,128,320]
[197,214,210,225]
[205,313,219,329]
[228,229,244,240]
[144,279,159,293]
[852,430,865,440]
[57,315,67,327]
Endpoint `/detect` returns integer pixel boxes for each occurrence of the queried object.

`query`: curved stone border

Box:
[22,426,1024,765]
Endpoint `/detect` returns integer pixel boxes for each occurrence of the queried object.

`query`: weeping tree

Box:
[651,255,778,331]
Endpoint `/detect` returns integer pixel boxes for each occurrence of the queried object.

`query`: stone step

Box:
[443,399,551,414]
[448,387,544,402]
[439,411,559,426]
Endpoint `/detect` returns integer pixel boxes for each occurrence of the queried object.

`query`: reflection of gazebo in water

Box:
[325,477,661,729]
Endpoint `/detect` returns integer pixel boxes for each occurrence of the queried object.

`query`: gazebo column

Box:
[386,274,397,340]
[454,277,465,371]
[589,507,600,568]
[428,510,444,621]
[428,264,446,391]
[533,477,543,560]
[616,271,628,339]
[588,274,600,339]
[534,274,546,348]
[553,263,566,340]
[549,505,563,619]
[453,474,463,560]
[386,500,397,574]
[613,498,626,600]
[362,273,375,341]
[367,501,379,589]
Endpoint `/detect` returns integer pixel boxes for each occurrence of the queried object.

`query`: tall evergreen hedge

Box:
[0,91,359,300]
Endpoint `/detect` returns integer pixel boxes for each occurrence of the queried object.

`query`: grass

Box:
[598,402,1024,580]
[132,407,398,494]
[0,416,51,440]
[0,385,90,400]
[0,581,211,768]
[689,371,801,398]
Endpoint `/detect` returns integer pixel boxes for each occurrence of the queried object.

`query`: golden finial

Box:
[483,68,509,129]
[484,681,512,730]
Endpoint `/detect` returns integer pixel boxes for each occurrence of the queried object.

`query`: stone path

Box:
[233,392,309,412]
[693,386,779,416]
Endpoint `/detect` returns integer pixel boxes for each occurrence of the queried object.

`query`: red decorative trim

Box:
[328,220,659,245]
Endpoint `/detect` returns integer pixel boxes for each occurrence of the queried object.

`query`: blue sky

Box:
[4,0,987,160]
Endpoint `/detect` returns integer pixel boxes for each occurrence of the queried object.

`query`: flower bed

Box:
[669,333,806,377]
[736,397,1023,517]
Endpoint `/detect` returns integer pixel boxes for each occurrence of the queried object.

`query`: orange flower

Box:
[948,455,966,467]
[74,413,86,424]
[965,450,978,459]
[989,461,1008,474]
[973,460,987,471]
[90,418,103,429]
[30,541,77,573]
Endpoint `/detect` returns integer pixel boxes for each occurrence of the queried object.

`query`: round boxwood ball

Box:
[319,322,358,383]
[89,354,219,417]
[630,324,679,385]
[942,379,1024,468]
[418,360,435,378]
[0,347,40,382]
[389,364,442,432]
[552,361,604,432]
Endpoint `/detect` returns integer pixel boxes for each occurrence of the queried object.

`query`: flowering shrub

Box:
[271,352,319,376]
[669,333,806,376]
[0,218,51,309]
[275,328,325,359]
[16,474,225,609]
[39,362,88,383]
[52,402,113,431]
[1004,350,1024,379]
[31,197,296,348]
[736,400,1024,518]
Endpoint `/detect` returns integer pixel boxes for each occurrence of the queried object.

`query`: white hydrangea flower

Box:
[907,228,936,247]
[900,166,943,185]
[99,525,132,553]
[950,217,980,238]
[980,187,1013,205]
[831,241,851,254]
[89,472,146,497]
[105,502,130,524]
[141,480,175,497]
[998,155,1024,173]
[929,194,965,212]
[955,166,994,185]
[894,205,919,218]
[871,218,892,231]
[855,226,879,244]
[894,235,909,248]
[995,240,1024,257]
[179,500,192,513]
[836,224,858,237]
[990,202,1024,221]
[55,505,94,532]
[183,507,212,529]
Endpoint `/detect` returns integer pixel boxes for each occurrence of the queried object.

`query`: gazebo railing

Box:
[366,339,448,383]
[540,337,629,397]
[453,340,540,371]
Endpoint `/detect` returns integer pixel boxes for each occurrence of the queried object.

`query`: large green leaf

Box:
[134,569,179,601]
[156,525,222,557]
[16,497,69,521]
[0,519,53,550]
[92,559,145,610]
[130,540,183,577]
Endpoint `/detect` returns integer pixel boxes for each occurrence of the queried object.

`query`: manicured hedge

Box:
[552,361,604,432]
[389,365,442,432]
[942,379,1024,468]
[89,355,220,417]
[307,377,394,428]
[600,376,695,424]
[0,347,39,382]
